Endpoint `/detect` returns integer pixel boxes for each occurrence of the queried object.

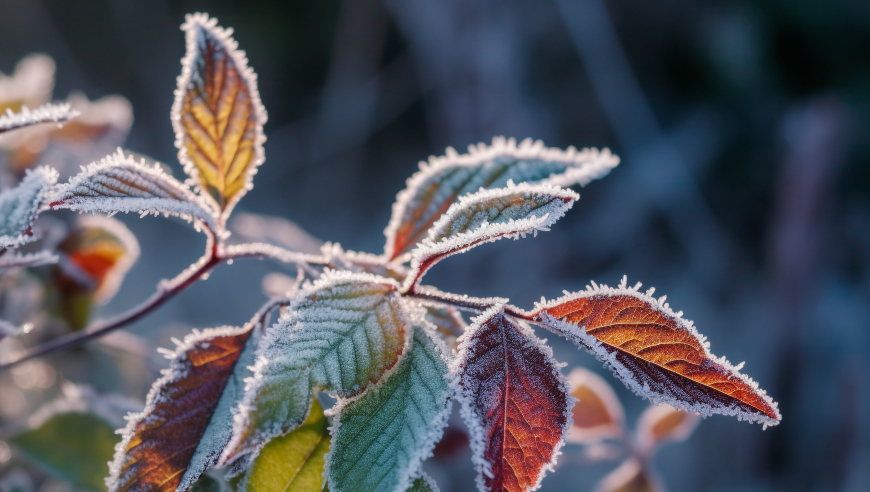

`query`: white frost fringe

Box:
[534,276,781,427]
[0,166,58,249]
[0,103,78,134]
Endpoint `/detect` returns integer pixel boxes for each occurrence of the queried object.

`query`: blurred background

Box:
[1,0,869,491]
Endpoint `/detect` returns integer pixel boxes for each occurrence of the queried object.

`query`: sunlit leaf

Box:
[221,270,413,469]
[533,277,781,427]
[455,306,571,492]
[635,404,700,452]
[566,367,625,444]
[53,216,139,330]
[50,150,217,228]
[107,325,258,492]
[594,460,662,492]
[384,137,619,260]
[0,166,57,249]
[0,54,55,114]
[172,13,267,221]
[328,326,453,492]
[407,474,440,492]
[11,384,140,492]
[0,103,78,134]
[404,183,577,291]
[236,396,330,492]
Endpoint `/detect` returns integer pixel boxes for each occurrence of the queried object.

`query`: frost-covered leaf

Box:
[566,367,625,444]
[50,150,217,228]
[533,277,781,427]
[0,250,58,272]
[0,166,57,249]
[172,13,267,221]
[384,137,619,260]
[327,325,454,492]
[0,54,55,114]
[405,183,577,291]
[595,460,662,492]
[108,325,258,492]
[220,270,412,468]
[455,306,571,492]
[11,385,139,492]
[635,405,699,452]
[0,103,78,134]
[235,396,329,492]
[407,474,440,492]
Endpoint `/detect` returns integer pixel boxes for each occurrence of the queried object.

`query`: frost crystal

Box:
[384,136,619,259]
[0,103,78,134]
[50,150,217,229]
[0,250,58,273]
[0,166,58,249]
[404,184,577,291]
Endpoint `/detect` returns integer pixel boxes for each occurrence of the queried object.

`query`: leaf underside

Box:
[108,326,255,492]
[328,326,453,492]
[536,286,780,426]
[0,167,56,249]
[457,308,570,492]
[174,13,266,218]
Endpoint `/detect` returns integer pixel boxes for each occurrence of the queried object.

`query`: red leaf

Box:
[108,325,255,492]
[534,279,781,427]
[456,306,570,492]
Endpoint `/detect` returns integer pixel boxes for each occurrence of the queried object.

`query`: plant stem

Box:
[406,286,533,321]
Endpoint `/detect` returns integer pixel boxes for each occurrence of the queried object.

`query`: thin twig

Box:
[406,285,533,321]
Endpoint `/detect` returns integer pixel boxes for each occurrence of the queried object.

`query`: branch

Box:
[223,242,328,276]
[406,285,532,321]
[0,228,221,371]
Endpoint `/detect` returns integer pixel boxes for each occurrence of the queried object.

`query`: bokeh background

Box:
[1,0,869,491]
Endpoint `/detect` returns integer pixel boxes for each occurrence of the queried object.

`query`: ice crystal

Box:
[0,103,78,134]
[0,166,57,249]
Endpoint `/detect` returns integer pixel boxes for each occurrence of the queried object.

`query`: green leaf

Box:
[237,396,330,492]
[190,474,222,492]
[11,411,120,492]
[221,271,414,468]
[407,474,439,492]
[327,326,454,492]
[0,167,57,249]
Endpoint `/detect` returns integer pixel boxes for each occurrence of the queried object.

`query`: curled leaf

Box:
[172,13,267,221]
[533,277,781,427]
[455,306,571,492]
[327,326,454,492]
[221,270,413,468]
[107,325,258,492]
[50,150,217,228]
[404,183,577,291]
[0,166,57,249]
[0,103,78,134]
[235,396,330,492]
[566,367,625,444]
[384,137,618,260]
[635,404,700,452]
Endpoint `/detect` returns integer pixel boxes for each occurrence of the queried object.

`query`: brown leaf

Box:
[534,279,781,427]
[172,13,267,220]
[595,460,662,492]
[636,404,700,452]
[566,367,625,444]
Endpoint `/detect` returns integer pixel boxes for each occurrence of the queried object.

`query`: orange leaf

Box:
[534,279,781,427]
[456,306,570,492]
[172,13,267,221]
[595,460,662,492]
[108,325,257,492]
[636,404,700,452]
[566,367,625,444]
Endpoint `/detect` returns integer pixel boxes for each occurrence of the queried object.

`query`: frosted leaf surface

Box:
[220,270,412,468]
[172,13,267,221]
[565,367,625,444]
[455,306,572,492]
[327,325,454,492]
[404,184,576,291]
[0,250,58,272]
[532,277,781,427]
[50,150,217,228]
[0,103,78,134]
[107,325,258,492]
[0,166,57,249]
[384,136,619,260]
